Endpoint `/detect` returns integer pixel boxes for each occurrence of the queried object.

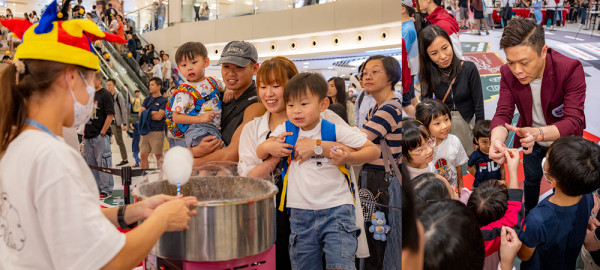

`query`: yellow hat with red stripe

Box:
[0,0,125,71]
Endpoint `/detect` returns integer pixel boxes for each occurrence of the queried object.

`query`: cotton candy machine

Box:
[133,173,278,265]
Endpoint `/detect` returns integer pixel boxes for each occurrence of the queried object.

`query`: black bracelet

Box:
[117,205,135,230]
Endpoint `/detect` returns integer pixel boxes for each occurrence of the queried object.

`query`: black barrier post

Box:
[121,166,132,205]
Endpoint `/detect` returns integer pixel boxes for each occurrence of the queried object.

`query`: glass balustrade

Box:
[125,0,341,28]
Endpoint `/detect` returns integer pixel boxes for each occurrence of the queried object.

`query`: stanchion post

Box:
[121,166,132,205]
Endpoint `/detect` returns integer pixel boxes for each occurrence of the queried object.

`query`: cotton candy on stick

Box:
[163,146,194,196]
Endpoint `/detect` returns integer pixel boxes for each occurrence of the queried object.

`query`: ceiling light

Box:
[303,66,309,69]
[328,67,333,69]
[303,62,309,65]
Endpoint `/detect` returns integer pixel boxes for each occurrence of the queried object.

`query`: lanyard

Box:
[25,119,58,139]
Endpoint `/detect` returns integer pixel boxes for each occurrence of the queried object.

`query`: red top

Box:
[117,21,125,39]
[402,38,411,93]
[480,189,525,257]
[491,48,586,147]
[425,6,460,37]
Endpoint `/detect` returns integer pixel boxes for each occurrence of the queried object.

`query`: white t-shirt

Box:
[162,59,172,78]
[151,63,162,79]
[270,119,367,210]
[407,162,436,180]
[0,130,126,269]
[109,19,118,33]
[238,110,354,177]
[529,78,552,147]
[432,134,468,188]
[171,78,225,127]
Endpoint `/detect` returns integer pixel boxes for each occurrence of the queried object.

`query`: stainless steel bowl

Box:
[133,176,278,262]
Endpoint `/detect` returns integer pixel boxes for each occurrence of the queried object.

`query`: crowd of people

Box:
[439,0,600,34]
[403,0,600,267]
[0,0,406,268]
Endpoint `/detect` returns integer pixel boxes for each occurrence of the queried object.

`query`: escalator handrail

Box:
[95,45,147,99]
[94,39,150,96]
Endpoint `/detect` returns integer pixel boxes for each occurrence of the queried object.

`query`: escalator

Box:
[93,21,150,100]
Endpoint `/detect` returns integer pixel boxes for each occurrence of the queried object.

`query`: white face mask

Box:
[67,72,95,128]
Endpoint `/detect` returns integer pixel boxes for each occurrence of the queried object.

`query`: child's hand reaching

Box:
[504,148,520,189]
[500,226,522,270]
[197,111,215,123]
[592,193,600,219]
[504,148,520,174]
[330,145,351,165]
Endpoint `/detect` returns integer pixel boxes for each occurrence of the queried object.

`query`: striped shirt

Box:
[362,97,402,170]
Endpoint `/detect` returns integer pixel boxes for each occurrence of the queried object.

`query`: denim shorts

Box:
[289,204,360,270]
[184,123,222,148]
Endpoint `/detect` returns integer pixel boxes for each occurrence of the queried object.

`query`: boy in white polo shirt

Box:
[256,73,380,269]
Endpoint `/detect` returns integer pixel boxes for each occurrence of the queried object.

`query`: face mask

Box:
[67,72,95,128]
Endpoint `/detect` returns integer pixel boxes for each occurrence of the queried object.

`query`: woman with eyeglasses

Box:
[418,25,484,156]
[357,55,402,269]
[403,118,436,179]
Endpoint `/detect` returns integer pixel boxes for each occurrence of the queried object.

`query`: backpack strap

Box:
[320,119,336,142]
[279,120,300,212]
[167,84,202,134]
[278,119,355,212]
[321,119,357,205]
[190,77,222,116]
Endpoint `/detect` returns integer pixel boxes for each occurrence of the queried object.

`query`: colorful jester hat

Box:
[0,0,126,71]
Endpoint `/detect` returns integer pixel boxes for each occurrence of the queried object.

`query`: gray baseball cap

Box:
[217,41,258,67]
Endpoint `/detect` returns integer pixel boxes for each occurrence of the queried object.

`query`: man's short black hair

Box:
[149,77,162,86]
[412,172,452,209]
[467,180,508,226]
[175,42,208,64]
[284,72,328,103]
[500,17,545,55]
[2,55,11,60]
[106,78,116,85]
[108,3,112,7]
[547,136,600,196]
[473,120,491,140]
[134,90,141,93]
[363,55,401,90]
[420,200,485,270]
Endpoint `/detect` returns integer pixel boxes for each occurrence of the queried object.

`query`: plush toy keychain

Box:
[369,211,391,241]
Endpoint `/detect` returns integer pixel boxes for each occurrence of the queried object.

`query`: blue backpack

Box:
[278,119,356,212]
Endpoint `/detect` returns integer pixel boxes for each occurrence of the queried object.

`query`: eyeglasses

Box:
[409,137,436,157]
[359,70,383,79]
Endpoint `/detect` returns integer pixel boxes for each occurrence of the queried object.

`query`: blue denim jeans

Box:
[383,176,402,270]
[130,123,141,164]
[83,134,114,195]
[523,143,548,215]
[289,204,360,270]
[185,123,221,148]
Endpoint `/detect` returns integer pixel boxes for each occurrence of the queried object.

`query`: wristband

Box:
[538,128,544,142]
[117,205,135,230]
